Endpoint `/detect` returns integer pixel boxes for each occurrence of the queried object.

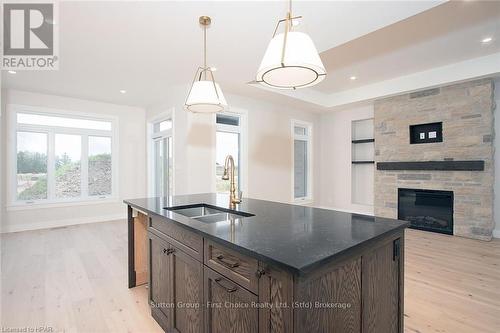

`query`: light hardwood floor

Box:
[1,220,163,333]
[404,229,500,333]
[1,220,499,332]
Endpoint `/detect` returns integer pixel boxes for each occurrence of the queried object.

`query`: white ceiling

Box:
[1,0,445,109]
[314,0,500,94]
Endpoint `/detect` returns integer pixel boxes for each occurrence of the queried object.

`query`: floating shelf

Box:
[352,139,375,144]
[377,160,484,171]
[352,161,375,164]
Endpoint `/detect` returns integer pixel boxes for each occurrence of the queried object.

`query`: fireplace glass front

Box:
[398,188,453,235]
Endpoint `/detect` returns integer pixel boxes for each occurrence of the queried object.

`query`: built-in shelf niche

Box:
[351,119,374,206]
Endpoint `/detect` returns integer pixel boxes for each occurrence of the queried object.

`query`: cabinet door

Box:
[362,238,402,333]
[148,233,172,330]
[170,246,204,333]
[204,267,258,333]
[258,264,293,333]
[295,258,362,333]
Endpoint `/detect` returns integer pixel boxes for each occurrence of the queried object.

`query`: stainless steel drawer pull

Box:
[216,254,240,268]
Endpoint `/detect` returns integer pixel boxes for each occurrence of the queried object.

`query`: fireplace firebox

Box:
[398,188,453,235]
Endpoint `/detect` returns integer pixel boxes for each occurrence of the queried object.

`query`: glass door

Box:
[153,136,172,198]
[152,117,173,198]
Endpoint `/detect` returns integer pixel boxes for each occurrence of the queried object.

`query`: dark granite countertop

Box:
[124,193,408,276]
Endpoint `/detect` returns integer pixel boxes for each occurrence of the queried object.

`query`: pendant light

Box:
[185,16,228,113]
[256,0,326,89]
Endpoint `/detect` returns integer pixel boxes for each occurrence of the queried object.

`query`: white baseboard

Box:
[493,229,500,239]
[0,213,127,233]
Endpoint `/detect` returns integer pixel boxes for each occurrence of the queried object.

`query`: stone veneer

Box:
[374,79,495,241]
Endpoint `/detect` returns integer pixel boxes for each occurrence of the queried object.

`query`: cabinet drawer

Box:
[150,215,203,261]
[204,266,258,333]
[204,239,259,294]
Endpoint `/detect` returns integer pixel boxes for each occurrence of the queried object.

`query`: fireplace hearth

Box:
[398,188,453,235]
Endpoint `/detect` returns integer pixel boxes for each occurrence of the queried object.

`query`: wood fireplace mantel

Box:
[376,160,484,171]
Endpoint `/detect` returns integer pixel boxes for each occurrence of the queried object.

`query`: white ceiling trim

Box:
[253,52,500,111]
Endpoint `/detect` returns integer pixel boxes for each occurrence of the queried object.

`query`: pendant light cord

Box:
[281,0,291,65]
[203,25,207,79]
[288,0,293,32]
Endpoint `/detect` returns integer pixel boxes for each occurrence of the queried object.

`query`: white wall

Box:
[494,79,500,238]
[0,77,3,231]
[1,90,147,232]
[317,103,374,215]
[147,84,320,204]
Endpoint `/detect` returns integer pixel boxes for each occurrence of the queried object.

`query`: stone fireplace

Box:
[374,79,495,241]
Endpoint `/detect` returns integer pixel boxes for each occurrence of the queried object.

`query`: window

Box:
[88,136,112,196]
[55,134,82,198]
[16,131,48,200]
[154,119,172,133]
[17,112,112,130]
[292,121,312,202]
[151,117,173,198]
[10,107,117,205]
[216,113,241,193]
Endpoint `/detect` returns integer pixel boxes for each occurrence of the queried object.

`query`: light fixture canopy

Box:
[256,0,326,90]
[185,16,228,113]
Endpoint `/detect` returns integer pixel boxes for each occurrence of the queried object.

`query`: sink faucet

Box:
[222,155,241,206]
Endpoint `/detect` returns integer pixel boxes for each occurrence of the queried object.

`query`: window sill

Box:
[293,198,314,206]
[6,197,119,211]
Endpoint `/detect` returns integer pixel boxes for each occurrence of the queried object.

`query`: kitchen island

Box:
[125,193,408,333]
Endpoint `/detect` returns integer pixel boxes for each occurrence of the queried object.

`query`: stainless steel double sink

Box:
[164,204,254,224]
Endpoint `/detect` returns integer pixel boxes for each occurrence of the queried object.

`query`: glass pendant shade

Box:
[185,78,228,113]
[257,31,326,89]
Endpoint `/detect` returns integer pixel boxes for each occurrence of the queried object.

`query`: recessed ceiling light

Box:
[350,76,357,81]
[482,37,493,44]
[119,90,127,94]
[8,70,16,74]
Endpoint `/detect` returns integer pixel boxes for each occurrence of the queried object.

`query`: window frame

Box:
[291,119,313,204]
[214,109,248,194]
[147,109,174,198]
[7,104,119,209]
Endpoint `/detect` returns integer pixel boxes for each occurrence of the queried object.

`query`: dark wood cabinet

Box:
[135,208,405,333]
[170,245,204,333]
[362,238,402,333]
[204,267,258,333]
[295,258,362,333]
[149,233,172,330]
[257,264,293,333]
[294,237,403,333]
[149,232,204,333]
